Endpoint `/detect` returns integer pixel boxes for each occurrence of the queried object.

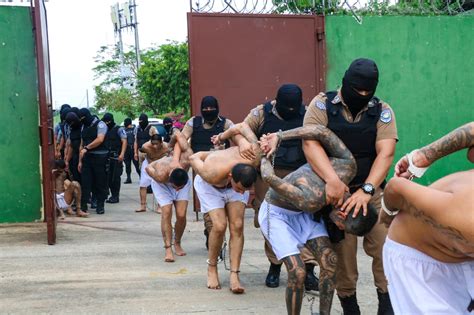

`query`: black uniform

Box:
[80,117,108,214]
[104,125,124,201]
[68,126,82,183]
[123,126,139,181]
[190,116,230,152]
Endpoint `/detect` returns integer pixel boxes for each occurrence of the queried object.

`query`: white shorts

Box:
[139,159,152,187]
[258,200,328,261]
[55,192,70,210]
[151,179,191,206]
[383,237,474,314]
[193,175,249,213]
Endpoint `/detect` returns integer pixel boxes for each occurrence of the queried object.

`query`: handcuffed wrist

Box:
[381,194,399,216]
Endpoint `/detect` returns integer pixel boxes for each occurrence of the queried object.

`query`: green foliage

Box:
[92,41,190,118]
[271,0,471,15]
[137,41,190,116]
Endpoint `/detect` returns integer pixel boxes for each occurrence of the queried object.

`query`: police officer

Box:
[234,83,319,290]
[78,108,109,215]
[123,118,139,184]
[162,117,175,143]
[181,96,234,249]
[102,113,127,204]
[303,58,397,314]
[55,104,71,159]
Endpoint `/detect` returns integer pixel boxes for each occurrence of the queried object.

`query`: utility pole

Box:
[110,1,141,88]
[86,89,89,108]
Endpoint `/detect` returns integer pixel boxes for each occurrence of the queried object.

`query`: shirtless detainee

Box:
[189,125,258,294]
[135,133,169,213]
[53,160,88,219]
[259,125,378,315]
[380,122,474,314]
[146,131,192,262]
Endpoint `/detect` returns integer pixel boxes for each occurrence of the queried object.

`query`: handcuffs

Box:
[381,150,430,216]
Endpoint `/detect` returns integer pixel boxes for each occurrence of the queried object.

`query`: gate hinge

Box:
[316,27,325,41]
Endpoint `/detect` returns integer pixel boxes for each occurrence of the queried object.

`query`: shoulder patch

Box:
[187,119,194,127]
[252,109,260,116]
[380,109,392,123]
[316,101,326,110]
[332,95,341,104]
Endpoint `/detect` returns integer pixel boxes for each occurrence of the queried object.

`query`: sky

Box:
[45,0,189,109]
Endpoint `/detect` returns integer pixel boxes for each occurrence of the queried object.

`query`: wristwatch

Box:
[361,183,375,196]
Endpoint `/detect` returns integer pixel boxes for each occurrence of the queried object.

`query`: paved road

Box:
[0,173,380,314]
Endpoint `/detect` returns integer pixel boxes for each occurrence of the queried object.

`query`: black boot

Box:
[96,203,105,215]
[377,290,394,315]
[124,177,132,184]
[339,294,361,315]
[304,263,319,291]
[106,196,119,204]
[265,263,282,288]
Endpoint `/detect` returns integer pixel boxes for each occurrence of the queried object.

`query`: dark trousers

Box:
[69,153,81,184]
[107,157,123,198]
[80,153,108,209]
[124,144,139,178]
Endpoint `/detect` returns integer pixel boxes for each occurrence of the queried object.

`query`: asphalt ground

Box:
[0,173,380,314]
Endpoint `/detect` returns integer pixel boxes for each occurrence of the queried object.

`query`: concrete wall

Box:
[325,15,474,184]
[0,6,42,223]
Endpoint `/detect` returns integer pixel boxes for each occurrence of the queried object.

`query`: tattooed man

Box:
[146,131,192,262]
[381,122,474,314]
[259,125,378,315]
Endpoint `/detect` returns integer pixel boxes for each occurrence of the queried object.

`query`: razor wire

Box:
[190,0,472,16]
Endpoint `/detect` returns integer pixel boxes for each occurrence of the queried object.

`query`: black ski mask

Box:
[139,113,149,130]
[200,96,219,123]
[78,108,94,126]
[59,104,71,122]
[102,113,115,129]
[275,84,303,120]
[341,58,379,117]
[163,117,173,133]
[65,112,80,129]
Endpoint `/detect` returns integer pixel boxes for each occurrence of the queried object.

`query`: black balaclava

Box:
[102,113,115,129]
[200,96,219,123]
[59,104,71,122]
[124,118,132,128]
[163,117,173,133]
[275,83,303,120]
[70,107,80,116]
[65,112,80,129]
[78,108,94,126]
[341,58,379,117]
[139,113,148,130]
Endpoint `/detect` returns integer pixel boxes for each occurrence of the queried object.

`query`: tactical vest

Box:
[104,125,121,153]
[191,116,229,152]
[257,102,307,170]
[325,91,381,188]
[81,117,106,152]
[69,127,82,154]
[136,125,151,149]
[125,127,135,146]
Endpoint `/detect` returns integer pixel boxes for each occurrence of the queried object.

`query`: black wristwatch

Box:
[361,183,375,196]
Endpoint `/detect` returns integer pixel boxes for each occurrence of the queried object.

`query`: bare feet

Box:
[164,245,175,263]
[66,208,75,216]
[135,202,147,213]
[207,263,221,289]
[229,270,245,294]
[58,214,66,220]
[76,210,89,217]
[155,206,162,214]
[174,241,186,256]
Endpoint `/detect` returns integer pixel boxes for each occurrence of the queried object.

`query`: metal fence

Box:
[190,0,473,16]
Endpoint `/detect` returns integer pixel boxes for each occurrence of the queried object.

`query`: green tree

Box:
[137,41,190,116]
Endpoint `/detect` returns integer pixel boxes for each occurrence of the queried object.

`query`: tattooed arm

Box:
[383,176,474,246]
[395,122,474,178]
[212,122,258,145]
[261,125,354,161]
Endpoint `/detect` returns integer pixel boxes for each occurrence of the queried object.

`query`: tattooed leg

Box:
[306,237,337,315]
[282,255,306,315]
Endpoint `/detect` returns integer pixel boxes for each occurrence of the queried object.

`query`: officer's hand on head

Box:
[341,188,372,217]
[325,177,349,208]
